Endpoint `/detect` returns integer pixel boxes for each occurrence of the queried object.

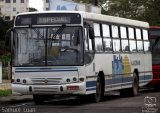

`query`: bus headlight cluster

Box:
[16,78,27,84]
[66,77,78,83]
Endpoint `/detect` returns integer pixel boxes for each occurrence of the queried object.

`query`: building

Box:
[0,0,29,20]
[43,0,101,14]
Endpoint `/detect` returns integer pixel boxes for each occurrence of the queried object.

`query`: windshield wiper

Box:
[51,24,66,39]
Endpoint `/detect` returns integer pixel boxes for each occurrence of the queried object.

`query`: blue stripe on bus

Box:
[145,75,152,80]
[123,76,133,83]
[139,76,144,81]
[112,77,122,84]
[86,75,152,91]
[15,67,78,73]
[86,81,96,88]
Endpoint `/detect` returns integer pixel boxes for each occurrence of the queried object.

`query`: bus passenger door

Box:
[84,27,96,93]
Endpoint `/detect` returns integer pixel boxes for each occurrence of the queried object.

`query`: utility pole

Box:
[94,0,98,6]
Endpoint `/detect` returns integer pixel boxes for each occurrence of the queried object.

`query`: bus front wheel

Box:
[91,76,102,103]
[33,94,45,105]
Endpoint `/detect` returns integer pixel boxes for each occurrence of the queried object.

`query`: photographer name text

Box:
[1,107,36,113]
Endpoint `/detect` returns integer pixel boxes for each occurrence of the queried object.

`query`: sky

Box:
[29,0,43,11]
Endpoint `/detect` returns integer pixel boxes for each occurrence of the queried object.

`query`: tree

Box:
[0,17,13,54]
[106,0,160,26]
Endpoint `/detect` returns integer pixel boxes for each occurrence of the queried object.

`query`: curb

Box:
[0,83,11,90]
[0,95,33,105]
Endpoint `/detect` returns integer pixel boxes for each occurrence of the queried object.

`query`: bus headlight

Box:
[73,77,77,82]
[16,79,20,83]
[23,79,27,84]
[66,78,70,83]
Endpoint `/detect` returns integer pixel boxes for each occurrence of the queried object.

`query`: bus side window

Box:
[136,28,143,52]
[120,26,129,52]
[94,23,103,52]
[128,27,137,52]
[143,29,150,52]
[102,24,112,51]
[112,25,120,52]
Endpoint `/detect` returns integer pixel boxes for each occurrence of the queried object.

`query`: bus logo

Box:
[44,79,48,84]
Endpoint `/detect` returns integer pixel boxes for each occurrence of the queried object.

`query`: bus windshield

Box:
[13,26,83,66]
[151,38,160,64]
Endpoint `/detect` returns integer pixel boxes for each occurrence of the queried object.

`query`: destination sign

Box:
[15,13,81,26]
[37,17,71,24]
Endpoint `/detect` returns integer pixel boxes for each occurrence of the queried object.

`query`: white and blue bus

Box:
[11,11,152,104]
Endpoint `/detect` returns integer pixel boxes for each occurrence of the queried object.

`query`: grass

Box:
[0,89,12,96]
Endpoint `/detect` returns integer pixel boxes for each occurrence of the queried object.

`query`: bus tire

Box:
[129,73,139,96]
[120,73,139,97]
[91,76,102,103]
[33,94,45,105]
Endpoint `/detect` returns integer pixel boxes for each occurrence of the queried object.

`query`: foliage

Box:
[0,54,11,66]
[75,0,160,25]
[0,17,13,54]
[0,89,12,97]
[106,0,160,26]
[75,0,108,7]
[29,7,38,12]
[0,54,11,80]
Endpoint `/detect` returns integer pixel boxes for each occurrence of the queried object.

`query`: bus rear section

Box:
[149,26,160,90]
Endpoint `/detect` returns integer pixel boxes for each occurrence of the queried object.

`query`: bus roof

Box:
[16,11,149,28]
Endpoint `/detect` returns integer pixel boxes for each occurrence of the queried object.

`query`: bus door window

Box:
[84,25,94,51]
[84,26,94,64]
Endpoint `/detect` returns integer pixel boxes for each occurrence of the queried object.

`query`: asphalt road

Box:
[0,88,159,113]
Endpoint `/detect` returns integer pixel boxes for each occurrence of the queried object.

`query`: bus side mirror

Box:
[89,27,95,39]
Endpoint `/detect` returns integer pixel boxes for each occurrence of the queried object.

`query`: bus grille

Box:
[31,78,62,85]
[33,86,59,93]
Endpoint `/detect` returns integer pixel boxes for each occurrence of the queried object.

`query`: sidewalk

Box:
[0,80,33,104]
[0,80,11,90]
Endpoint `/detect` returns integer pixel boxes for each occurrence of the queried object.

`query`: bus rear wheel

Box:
[127,73,139,96]
[120,73,139,97]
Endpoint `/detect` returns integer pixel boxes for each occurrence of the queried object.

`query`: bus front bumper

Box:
[12,82,86,96]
